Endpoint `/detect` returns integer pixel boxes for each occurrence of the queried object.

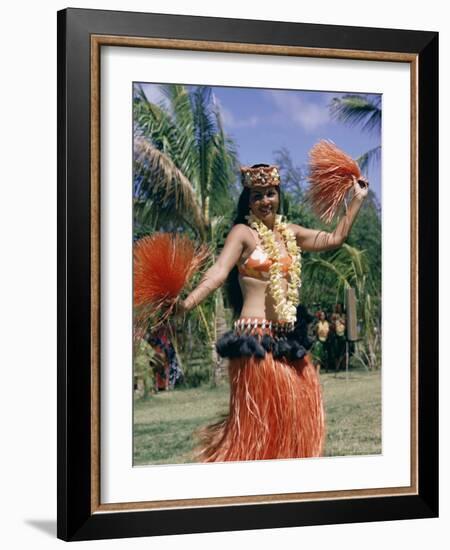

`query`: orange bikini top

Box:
[238,245,292,280]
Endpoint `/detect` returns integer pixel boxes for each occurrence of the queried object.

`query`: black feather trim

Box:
[216,328,311,360]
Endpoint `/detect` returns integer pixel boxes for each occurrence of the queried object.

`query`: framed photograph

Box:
[57,8,438,541]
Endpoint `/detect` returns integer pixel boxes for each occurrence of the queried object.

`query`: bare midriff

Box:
[238,273,289,321]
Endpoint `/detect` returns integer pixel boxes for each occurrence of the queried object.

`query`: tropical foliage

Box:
[133,86,382,393]
[276,148,381,369]
[329,93,381,175]
[133,339,158,397]
[133,84,238,239]
[133,84,239,385]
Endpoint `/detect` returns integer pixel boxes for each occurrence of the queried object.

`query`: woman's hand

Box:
[352,175,369,201]
[293,174,369,252]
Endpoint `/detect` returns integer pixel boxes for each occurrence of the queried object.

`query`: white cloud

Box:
[213,94,261,129]
[267,91,330,132]
[221,106,260,129]
[137,83,167,106]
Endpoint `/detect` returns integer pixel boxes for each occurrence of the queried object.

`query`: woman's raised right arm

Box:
[181,225,248,312]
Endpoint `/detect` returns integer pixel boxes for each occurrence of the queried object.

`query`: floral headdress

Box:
[240,165,281,188]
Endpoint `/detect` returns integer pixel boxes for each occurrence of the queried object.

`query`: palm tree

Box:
[303,243,380,370]
[329,94,381,175]
[327,93,382,370]
[134,85,237,234]
[133,83,239,384]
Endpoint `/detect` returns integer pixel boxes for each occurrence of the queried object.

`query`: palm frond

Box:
[304,257,352,288]
[134,196,191,236]
[158,84,200,184]
[340,243,369,279]
[330,94,381,133]
[134,93,184,163]
[133,84,238,242]
[304,243,370,298]
[192,87,217,204]
[134,136,206,236]
[206,94,240,215]
[356,146,381,176]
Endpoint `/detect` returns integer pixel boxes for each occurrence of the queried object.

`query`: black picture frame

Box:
[57,7,438,542]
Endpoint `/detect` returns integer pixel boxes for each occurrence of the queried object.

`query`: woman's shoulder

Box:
[218,223,253,250]
[228,223,254,240]
[232,223,250,231]
[225,224,258,253]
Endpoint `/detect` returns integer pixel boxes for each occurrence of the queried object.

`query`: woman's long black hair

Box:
[225,164,282,318]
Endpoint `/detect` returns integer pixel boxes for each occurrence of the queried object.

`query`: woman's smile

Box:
[249,185,280,223]
[258,205,272,216]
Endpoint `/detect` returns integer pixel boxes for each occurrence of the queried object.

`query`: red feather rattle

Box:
[133,232,209,343]
[307,140,363,223]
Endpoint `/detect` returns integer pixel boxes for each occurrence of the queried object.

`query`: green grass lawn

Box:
[320,369,381,457]
[133,368,381,465]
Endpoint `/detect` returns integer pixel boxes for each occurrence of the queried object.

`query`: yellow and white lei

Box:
[246,213,302,323]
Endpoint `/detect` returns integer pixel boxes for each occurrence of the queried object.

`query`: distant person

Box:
[147,334,170,392]
[312,311,330,373]
[148,330,184,391]
[330,311,346,372]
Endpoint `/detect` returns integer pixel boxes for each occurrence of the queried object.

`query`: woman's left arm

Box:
[294,176,369,252]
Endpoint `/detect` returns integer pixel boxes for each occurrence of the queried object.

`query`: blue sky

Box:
[139,83,381,201]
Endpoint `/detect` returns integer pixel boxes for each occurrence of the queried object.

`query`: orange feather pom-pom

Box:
[133,232,209,337]
[307,140,361,223]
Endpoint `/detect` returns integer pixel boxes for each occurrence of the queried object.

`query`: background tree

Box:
[133,84,239,386]
[276,146,381,369]
[329,93,381,175]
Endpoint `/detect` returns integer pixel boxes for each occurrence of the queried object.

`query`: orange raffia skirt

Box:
[196,317,326,462]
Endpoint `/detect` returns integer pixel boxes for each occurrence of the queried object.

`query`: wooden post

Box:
[345,287,358,381]
[345,287,358,341]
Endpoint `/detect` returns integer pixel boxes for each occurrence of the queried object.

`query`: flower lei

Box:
[246,213,302,323]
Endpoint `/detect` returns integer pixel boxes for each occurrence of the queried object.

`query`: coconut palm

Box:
[133,83,239,384]
[329,94,381,175]
[134,84,237,236]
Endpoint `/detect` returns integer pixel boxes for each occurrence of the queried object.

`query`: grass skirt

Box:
[196,319,326,462]
[311,338,329,369]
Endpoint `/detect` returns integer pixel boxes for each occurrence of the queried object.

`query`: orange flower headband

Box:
[240,165,281,188]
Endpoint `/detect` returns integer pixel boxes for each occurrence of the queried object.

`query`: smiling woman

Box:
[249,183,280,221]
[177,162,368,462]
[57,6,439,539]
